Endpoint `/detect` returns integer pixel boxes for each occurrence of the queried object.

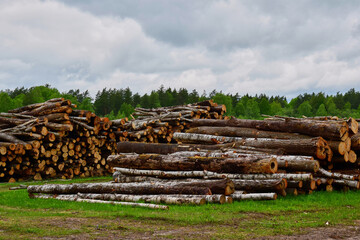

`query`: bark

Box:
[29,194,169,210]
[206,173,313,181]
[230,192,277,201]
[278,159,320,172]
[317,168,357,181]
[77,193,206,205]
[107,153,278,174]
[332,179,360,189]
[189,117,348,140]
[232,179,286,192]
[116,141,281,155]
[186,126,312,140]
[112,175,234,195]
[113,167,210,178]
[173,132,331,161]
[351,133,360,150]
[27,182,213,195]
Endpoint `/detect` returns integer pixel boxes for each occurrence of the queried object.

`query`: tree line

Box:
[2,84,360,120]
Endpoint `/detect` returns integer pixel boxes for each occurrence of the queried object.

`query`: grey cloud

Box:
[1,0,360,99]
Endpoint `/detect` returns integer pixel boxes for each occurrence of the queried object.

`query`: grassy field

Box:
[1,177,360,239]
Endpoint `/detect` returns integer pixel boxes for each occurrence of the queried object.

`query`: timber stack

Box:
[110,109,360,199]
[111,100,227,143]
[0,98,117,182]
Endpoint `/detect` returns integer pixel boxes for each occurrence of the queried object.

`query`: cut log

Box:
[232,179,286,193]
[230,192,277,201]
[173,133,331,161]
[189,117,348,141]
[29,194,169,210]
[107,153,278,174]
[27,182,213,195]
[77,193,206,205]
[186,126,312,140]
[317,168,357,180]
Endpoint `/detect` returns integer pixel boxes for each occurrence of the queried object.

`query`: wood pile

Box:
[0,98,117,182]
[19,101,360,208]
[111,100,227,143]
[107,112,360,203]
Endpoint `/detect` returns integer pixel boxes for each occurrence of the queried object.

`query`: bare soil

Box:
[35,217,360,240]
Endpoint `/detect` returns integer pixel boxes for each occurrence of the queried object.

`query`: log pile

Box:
[18,101,360,208]
[109,112,360,200]
[0,98,117,182]
[111,100,227,143]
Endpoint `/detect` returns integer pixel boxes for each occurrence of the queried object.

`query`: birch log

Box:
[230,192,277,201]
[29,193,169,210]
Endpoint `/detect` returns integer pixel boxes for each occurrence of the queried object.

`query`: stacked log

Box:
[0,98,117,182]
[111,100,227,143]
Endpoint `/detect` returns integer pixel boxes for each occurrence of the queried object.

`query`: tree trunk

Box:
[232,179,286,192]
[230,192,277,201]
[77,193,206,205]
[186,126,313,140]
[278,159,320,172]
[189,117,348,141]
[27,182,213,195]
[173,132,331,161]
[107,153,278,174]
[29,193,169,210]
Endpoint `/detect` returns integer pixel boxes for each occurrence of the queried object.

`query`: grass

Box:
[1,177,360,239]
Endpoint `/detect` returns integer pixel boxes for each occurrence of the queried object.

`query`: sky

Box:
[1,0,360,99]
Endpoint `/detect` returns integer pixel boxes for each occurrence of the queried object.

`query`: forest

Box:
[1,84,360,120]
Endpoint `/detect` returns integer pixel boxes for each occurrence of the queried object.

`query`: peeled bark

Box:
[107,153,278,174]
[27,182,213,195]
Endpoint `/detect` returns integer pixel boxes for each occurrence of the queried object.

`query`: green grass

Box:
[1,178,360,239]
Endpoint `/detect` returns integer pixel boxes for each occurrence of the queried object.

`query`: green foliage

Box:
[3,85,360,120]
[245,99,260,119]
[234,102,245,117]
[297,101,312,117]
[316,104,328,116]
[259,98,271,115]
[0,92,13,112]
[213,93,233,115]
[270,102,282,116]
[119,103,134,118]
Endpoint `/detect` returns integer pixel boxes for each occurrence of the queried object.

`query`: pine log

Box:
[232,179,286,193]
[189,117,348,140]
[278,159,320,172]
[107,153,278,174]
[186,126,313,140]
[117,141,281,155]
[27,182,213,195]
[173,133,331,161]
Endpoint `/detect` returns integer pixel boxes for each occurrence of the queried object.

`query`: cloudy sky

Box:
[1,0,360,99]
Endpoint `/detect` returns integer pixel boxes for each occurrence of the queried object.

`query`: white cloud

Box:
[1,0,360,99]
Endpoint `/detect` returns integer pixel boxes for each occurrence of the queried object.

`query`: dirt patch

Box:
[258,220,360,240]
